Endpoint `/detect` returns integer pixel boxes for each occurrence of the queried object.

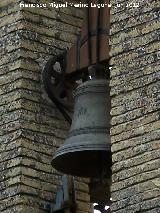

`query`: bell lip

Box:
[51,149,112,178]
[53,142,111,158]
[51,143,111,178]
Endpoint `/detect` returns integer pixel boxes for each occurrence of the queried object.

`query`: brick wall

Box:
[110,1,160,212]
[1,0,160,212]
[0,1,91,212]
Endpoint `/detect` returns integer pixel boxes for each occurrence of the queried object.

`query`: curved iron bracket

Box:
[42,52,74,125]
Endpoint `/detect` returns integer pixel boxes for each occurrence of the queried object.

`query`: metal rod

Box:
[96,0,101,64]
[87,0,92,66]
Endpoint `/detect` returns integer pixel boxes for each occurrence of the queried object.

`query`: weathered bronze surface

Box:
[52,79,111,177]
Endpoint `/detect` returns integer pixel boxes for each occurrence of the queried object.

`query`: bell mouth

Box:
[52,149,112,178]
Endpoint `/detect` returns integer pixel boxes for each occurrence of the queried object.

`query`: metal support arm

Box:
[50,175,76,213]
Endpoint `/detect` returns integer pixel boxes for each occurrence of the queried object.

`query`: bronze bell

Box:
[52,79,111,177]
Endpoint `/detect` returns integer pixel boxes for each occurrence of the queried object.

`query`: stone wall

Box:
[0,0,91,212]
[110,0,160,212]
